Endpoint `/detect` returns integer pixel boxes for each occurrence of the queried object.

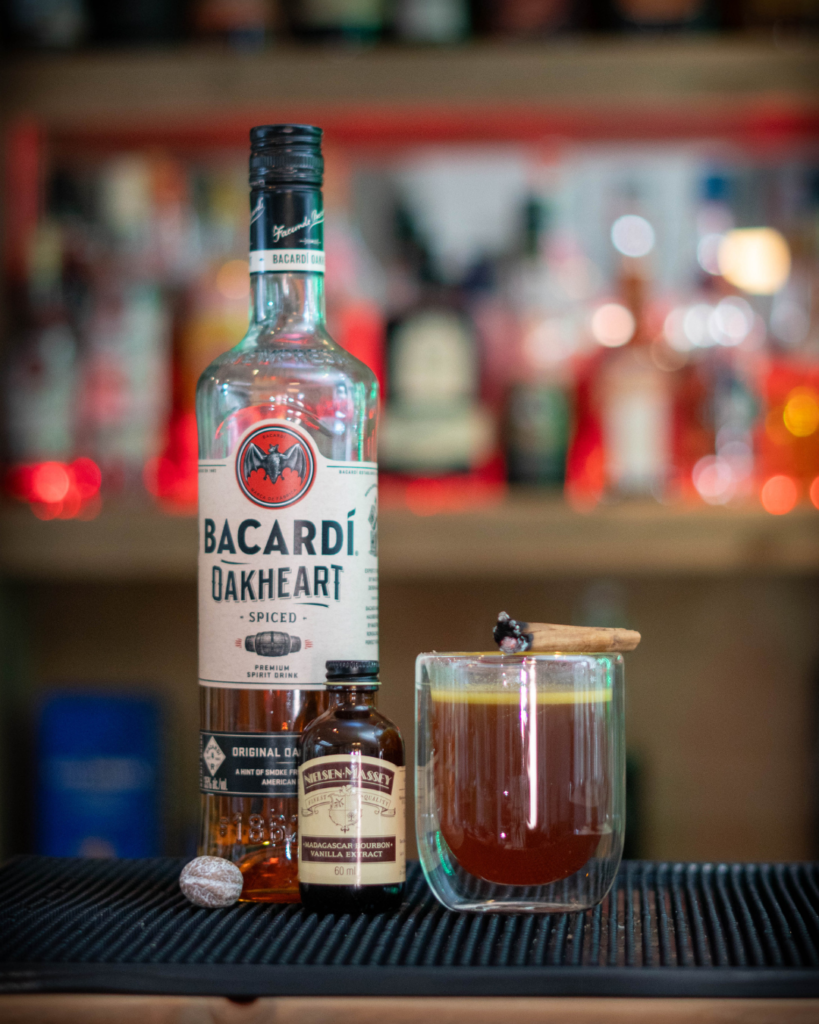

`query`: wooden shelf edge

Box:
[1,499,817,582]
[2,39,818,142]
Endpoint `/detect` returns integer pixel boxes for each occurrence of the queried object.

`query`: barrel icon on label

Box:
[245,631,302,657]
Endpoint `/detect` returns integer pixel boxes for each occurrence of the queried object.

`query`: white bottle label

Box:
[298,754,406,887]
[198,420,378,690]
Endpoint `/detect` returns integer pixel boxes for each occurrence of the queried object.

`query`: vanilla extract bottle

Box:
[196,126,379,902]
[299,661,406,915]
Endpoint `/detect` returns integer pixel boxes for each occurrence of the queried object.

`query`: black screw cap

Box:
[249,124,323,188]
[325,660,380,682]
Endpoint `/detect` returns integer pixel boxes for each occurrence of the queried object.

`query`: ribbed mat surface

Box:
[2,857,819,997]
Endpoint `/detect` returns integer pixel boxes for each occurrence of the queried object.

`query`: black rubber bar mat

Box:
[2,857,819,998]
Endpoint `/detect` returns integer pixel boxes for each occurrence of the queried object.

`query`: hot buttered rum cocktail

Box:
[417,633,632,914]
[431,682,613,887]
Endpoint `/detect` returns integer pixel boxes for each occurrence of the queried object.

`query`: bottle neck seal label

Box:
[249,187,325,274]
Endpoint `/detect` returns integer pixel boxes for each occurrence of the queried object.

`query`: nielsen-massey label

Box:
[198,420,379,690]
[249,188,324,274]
[298,754,406,887]
[199,731,301,798]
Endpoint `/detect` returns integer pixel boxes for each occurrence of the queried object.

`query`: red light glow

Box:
[30,462,71,504]
[71,457,103,499]
[5,458,102,520]
[810,477,819,511]
[143,411,198,512]
[30,501,63,521]
[402,477,504,516]
[760,475,798,515]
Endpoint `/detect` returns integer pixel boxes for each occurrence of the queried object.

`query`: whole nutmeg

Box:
[180,856,243,908]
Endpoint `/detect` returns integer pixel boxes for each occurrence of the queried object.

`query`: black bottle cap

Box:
[325,660,380,683]
[249,124,323,189]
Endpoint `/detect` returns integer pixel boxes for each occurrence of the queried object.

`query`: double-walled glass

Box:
[416,653,624,913]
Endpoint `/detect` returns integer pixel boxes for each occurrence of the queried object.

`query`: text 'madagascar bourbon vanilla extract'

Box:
[196,125,379,901]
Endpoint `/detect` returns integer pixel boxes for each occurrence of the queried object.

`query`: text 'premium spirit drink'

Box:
[196,125,379,901]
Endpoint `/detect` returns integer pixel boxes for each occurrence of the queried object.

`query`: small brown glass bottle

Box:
[298,661,406,915]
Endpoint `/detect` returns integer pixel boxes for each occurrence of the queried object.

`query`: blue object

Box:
[37,692,161,857]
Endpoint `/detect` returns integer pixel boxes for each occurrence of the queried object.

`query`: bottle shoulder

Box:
[301,706,404,767]
[198,323,376,391]
[195,319,379,461]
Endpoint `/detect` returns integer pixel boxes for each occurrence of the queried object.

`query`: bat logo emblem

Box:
[236,424,315,508]
[243,440,306,488]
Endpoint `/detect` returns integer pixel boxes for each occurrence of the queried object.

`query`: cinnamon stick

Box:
[493,612,641,654]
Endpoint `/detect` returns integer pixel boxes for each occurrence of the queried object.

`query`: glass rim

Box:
[416,651,625,662]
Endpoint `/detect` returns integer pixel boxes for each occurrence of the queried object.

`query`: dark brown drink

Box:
[431,688,612,886]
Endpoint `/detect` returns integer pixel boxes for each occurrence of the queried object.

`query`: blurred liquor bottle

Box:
[770,166,818,357]
[597,262,673,499]
[473,0,574,36]
[78,156,175,492]
[322,147,387,395]
[284,0,385,40]
[86,0,185,42]
[180,165,250,390]
[751,166,819,507]
[505,196,572,487]
[192,0,283,44]
[143,289,199,510]
[148,163,248,510]
[688,170,761,505]
[5,219,78,466]
[3,156,108,519]
[735,0,819,30]
[7,153,179,499]
[2,0,87,47]
[591,0,716,30]
[668,170,735,502]
[758,361,819,504]
[392,0,470,41]
[379,204,497,481]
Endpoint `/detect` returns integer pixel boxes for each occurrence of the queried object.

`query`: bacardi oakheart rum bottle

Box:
[196,125,379,901]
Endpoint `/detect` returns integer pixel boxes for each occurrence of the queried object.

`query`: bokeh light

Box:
[760,475,798,515]
[7,458,102,520]
[522,317,577,369]
[216,259,250,300]
[30,462,71,504]
[663,308,690,352]
[692,455,735,505]
[72,457,103,498]
[611,215,655,258]
[718,228,791,295]
[591,303,635,348]
[709,297,753,346]
[683,303,714,348]
[783,387,819,438]
[810,477,819,511]
[697,233,723,275]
